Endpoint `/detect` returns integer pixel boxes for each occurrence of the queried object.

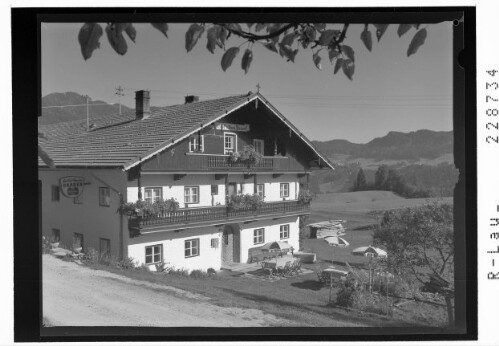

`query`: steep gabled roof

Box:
[39,92,334,170]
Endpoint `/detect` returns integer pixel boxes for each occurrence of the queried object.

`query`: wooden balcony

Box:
[205,155,274,170]
[128,200,310,235]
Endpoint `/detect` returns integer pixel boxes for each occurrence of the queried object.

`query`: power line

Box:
[41,103,112,109]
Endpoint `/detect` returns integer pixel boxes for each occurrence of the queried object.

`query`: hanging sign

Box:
[215,123,250,132]
[59,176,87,198]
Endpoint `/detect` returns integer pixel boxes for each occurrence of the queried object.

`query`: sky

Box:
[41,21,453,143]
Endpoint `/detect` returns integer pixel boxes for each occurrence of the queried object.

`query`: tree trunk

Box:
[444,294,454,326]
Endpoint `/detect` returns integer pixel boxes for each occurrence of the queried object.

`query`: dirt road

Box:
[42,255,291,327]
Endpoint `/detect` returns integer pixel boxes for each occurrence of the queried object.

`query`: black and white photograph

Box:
[9,6,478,342]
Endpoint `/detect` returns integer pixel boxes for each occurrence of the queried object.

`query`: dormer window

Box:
[189,135,204,152]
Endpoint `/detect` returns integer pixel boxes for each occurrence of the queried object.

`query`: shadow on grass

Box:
[290,280,324,291]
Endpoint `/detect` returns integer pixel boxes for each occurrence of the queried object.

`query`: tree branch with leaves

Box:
[77,22,430,81]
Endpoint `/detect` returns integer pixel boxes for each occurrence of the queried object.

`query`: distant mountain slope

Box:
[313,130,453,161]
[40,92,132,125]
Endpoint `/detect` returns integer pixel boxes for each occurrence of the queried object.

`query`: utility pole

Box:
[85,95,90,131]
[115,85,124,115]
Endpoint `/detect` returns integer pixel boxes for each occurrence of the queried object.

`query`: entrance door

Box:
[222,224,240,264]
[222,226,234,264]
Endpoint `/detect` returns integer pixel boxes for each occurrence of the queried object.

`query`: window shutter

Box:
[200,135,204,152]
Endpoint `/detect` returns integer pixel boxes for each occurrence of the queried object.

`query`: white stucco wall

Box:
[127,226,223,272]
[39,168,127,258]
[128,174,225,207]
[238,216,300,263]
[127,173,301,207]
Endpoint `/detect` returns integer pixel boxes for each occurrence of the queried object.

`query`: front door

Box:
[222,226,234,264]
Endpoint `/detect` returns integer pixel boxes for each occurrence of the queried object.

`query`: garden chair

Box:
[278,261,292,277]
[262,262,277,278]
[293,258,303,274]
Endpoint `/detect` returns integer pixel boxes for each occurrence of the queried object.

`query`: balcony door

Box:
[227,182,237,197]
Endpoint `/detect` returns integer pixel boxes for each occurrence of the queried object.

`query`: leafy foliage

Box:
[297,189,315,205]
[117,198,179,217]
[407,28,428,57]
[77,22,431,79]
[78,23,103,60]
[226,193,265,211]
[372,203,454,323]
[228,145,263,166]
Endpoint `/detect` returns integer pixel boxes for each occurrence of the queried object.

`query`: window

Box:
[280,183,290,198]
[51,229,60,243]
[99,238,111,258]
[73,233,84,250]
[189,135,204,152]
[224,133,237,154]
[280,224,290,239]
[184,186,199,204]
[73,196,83,204]
[256,184,265,198]
[99,187,111,206]
[253,139,264,155]
[185,238,200,258]
[253,228,265,244]
[211,184,218,195]
[51,185,60,201]
[145,244,162,264]
[144,187,162,203]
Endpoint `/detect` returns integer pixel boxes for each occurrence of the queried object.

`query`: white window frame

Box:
[184,186,199,204]
[145,244,163,264]
[185,238,200,258]
[253,228,265,245]
[189,135,204,152]
[99,187,111,207]
[280,183,290,198]
[144,187,162,203]
[256,184,265,199]
[280,224,290,239]
[253,139,264,155]
[224,132,237,154]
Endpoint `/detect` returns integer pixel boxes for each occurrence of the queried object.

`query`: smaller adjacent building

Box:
[39,91,333,271]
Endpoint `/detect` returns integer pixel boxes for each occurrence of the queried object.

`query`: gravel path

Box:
[42,255,292,327]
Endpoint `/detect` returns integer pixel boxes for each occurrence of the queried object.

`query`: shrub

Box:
[81,247,99,264]
[155,260,168,273]
[189,269,208,279]
[137,263,150,272]
[117,257,137,270]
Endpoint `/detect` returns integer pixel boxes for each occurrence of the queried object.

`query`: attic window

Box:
[189,135,204,153]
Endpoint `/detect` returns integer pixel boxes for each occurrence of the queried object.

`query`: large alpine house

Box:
[39,90,333,271]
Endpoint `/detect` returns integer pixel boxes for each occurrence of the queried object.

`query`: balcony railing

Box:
[205,155,274,170]
[130,200,310,231]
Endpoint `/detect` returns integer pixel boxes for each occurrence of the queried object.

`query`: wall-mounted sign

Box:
[59,176,87,198]
[215,123,250,132]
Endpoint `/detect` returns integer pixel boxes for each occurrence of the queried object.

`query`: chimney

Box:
[135,90,151,120]
[184,95,199,104]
